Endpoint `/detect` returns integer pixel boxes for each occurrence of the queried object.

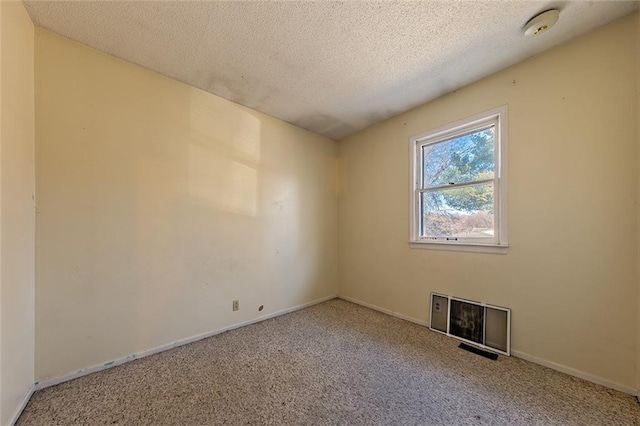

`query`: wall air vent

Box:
[430,293,511,356]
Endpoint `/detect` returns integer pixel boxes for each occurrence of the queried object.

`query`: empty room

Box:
[1,0,639,424]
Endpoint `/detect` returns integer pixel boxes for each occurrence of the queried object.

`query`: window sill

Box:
[409,241,508,254]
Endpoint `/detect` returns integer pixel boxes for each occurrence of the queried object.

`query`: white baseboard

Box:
[339,295,638,397]
[35,294,337,391]
[29,294,640,402]
[8,384,35,426]
[510,349,637,397]
[338,295,428,326]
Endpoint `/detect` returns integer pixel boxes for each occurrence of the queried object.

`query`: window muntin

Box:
[410,107,507,251]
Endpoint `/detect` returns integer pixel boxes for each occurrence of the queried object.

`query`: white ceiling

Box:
[24,1,638,140]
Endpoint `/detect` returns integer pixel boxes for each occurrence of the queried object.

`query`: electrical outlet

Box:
[232,300,239,311]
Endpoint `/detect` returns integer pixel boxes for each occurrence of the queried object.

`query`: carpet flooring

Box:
[17,299,640,425]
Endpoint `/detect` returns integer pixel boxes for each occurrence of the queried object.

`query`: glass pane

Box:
[420,182,494,239]
[422,126,495,188]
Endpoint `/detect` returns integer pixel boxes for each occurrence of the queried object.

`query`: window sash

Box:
[417,177,495,193]
[418,184,497,243]
[417,121,497,192]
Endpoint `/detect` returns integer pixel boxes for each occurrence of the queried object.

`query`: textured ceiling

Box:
[24,1,639,140]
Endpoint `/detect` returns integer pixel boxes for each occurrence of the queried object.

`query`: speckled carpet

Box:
[17,299,640,425]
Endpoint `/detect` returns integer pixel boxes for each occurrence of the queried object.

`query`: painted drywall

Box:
[0,1,35,424]
[34,28,338,381]
[637,11,640,397]
[339,14,638,390]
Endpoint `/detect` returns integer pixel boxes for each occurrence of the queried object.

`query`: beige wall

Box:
[34,28,338,381]
[0,1,35,424]
[637,11,640,397]
[339,14,638,390]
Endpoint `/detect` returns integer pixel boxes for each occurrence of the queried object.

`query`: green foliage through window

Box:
[420,127,496,238]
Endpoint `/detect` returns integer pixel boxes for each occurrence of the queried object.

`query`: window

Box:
[409,106,508,253]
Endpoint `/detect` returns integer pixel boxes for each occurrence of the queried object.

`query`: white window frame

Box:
[409,105,508,254]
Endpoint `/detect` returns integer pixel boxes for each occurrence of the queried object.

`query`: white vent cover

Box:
[430,293,511,356]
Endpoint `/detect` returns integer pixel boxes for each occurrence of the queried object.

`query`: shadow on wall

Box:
[187,90,261,217]
[36,30,335,379]
[130,87,268,345]
[127,87,324,347]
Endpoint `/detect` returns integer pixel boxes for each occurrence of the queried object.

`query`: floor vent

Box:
[458,343,499,360]
[430,293,511,356]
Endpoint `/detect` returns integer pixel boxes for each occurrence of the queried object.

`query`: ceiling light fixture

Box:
[523,9,560,36]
